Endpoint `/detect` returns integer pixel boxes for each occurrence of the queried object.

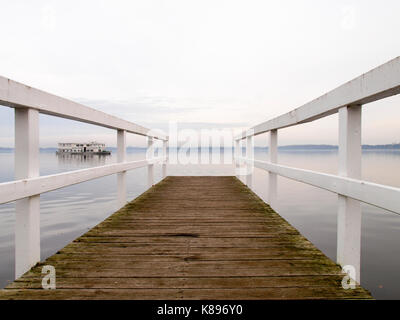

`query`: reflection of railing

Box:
[0,76,168,279]
[234,57,400,283]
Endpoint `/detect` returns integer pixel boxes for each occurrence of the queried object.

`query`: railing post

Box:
[147,137,154,188]
[246,134,253,188]
[234,139,239,177]
[14,108,40,279]
[337,105,362,283]
[162,140,167,179]
[117,129,127,208]
[268,129,278,209]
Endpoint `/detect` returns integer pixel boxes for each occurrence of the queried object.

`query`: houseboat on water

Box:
[56,142,111,155]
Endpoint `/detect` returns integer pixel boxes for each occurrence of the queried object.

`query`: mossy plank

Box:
[8,276,364,290]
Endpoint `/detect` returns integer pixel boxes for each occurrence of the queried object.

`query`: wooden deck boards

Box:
[0,176,372,299]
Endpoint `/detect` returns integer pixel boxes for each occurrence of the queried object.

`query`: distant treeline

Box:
[271,144,400,150]
[362,144,400,150]
[266,144,400,150]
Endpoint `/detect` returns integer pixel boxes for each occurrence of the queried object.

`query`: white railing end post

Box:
[246,135,254,188]
[268,129,278,210]
[337,105,362,283]
[147,137,154,188]
[162,140,168,179]
[234,139,240,178]
[14,107,40,279]
[117,129,127,208]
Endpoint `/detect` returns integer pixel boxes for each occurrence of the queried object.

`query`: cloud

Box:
[74,96,253,125]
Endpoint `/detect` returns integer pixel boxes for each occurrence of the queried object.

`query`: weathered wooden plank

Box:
[8,276,361,290]
[46,249,326,261]
[0,176,372,300]
[11,266,346,279]
[0,287,371,300]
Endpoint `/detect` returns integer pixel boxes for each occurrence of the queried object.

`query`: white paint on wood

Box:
[162,140,167,179]
[337,105,362,283]
[246,135,253,188]
[234,140,240,178]
[117,130,127,208]
[235,56,400,140]
[14,108,40,279]
[0,76,167,140]
[147,137,154,188]
[241,158,400,215]
[268,130,278,210]
[0,158,165,205]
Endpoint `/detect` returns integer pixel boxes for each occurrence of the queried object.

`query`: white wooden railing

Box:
[234,56,400,283]
[0,76,168,279]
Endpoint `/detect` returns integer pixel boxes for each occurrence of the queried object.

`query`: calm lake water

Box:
[1,149,400,299]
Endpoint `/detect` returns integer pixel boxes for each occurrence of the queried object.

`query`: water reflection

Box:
[56,153,109,166]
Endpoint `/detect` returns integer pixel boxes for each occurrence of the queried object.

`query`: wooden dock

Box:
[0,176,372,299]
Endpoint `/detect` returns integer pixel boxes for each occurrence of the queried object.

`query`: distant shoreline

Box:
[1,144,400,153]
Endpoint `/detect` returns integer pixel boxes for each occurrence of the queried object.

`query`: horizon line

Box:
[1,143,400,150]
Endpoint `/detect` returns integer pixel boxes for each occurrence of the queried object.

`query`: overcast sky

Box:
[0,0,399,147]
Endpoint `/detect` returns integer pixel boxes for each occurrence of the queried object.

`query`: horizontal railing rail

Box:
[0,76,167,140]
[234,56,400,284]
[237,157,400,214]
[0,76,169,279]
[0,157,165,205]
[235,57,400,140]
